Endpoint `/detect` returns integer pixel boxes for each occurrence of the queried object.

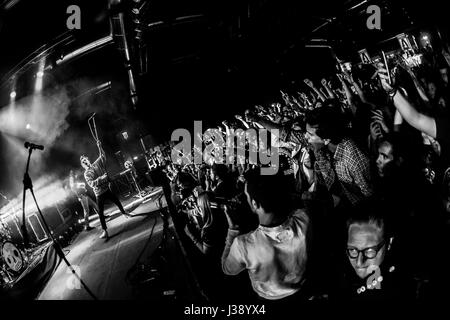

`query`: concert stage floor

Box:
[37,191,204,301]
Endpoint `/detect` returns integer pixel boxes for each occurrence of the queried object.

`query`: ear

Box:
[387,237,394,251]
[251,199,259,211]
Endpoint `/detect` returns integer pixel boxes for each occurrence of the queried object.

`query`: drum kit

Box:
[0,214,54,288]
[0,234,27,286]
[0,206,30,286]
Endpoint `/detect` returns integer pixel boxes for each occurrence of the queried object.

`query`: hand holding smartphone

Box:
[381,50,392,85]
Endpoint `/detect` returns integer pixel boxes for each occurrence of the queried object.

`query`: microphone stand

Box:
[22,146,98,300]
[21,148,32,247]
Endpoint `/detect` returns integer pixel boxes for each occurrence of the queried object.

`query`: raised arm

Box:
[337,74,357,115]
[378,64,436,138]
[304,78,326,102]
[222,120,231,136]
[97,140,106,161]
[245,111,283,131]
[221,205,245,275]
[392,89,436,138]
[234,114,251,129]
[321,78,335,99]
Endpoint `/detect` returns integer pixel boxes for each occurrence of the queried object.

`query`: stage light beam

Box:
[35,59,46,92]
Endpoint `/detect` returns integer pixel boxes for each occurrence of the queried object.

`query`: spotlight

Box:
[122,131,129,139]
[26,124,31,130]
[36,71,44,77]
[10,91,16,99]
[422,35,429,41]
[133,156,138,160]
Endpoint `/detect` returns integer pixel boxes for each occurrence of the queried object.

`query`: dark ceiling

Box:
[1,0,448,115]
[0,0,449,198]
[1,0,449,137]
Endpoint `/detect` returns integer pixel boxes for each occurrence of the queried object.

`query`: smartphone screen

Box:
[381,51,392,85]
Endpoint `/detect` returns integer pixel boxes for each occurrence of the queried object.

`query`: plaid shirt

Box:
[84,154,109,196]
[279,127,305,176]
[314,138,373,205]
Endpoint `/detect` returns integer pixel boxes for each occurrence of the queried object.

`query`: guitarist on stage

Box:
[69,169,98,232]
[80,140,132,239]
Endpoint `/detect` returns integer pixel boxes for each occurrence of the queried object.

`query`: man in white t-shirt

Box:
[221,170,310,301]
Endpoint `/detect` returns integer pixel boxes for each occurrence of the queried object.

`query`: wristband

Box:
[387,87,398,98]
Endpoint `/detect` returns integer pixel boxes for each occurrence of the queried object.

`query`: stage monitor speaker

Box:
[27,213,48,243]
[4,214,25,244]
[146,168,166,187]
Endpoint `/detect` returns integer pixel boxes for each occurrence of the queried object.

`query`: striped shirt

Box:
[314,138,373,205]
[84,154,109,196]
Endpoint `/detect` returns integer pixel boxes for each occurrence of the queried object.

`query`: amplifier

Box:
[27,213,48,243]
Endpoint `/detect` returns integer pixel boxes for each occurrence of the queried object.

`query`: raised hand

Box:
[369,121,383,141]
[376,62,395,92]
[244,109,255,122]
[223,204,239,230]
[304,78,314,87]
[371,109,389,133]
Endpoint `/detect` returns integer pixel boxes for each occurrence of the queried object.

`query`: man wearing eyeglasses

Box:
[346,214,392,280]
[334,200,419,300]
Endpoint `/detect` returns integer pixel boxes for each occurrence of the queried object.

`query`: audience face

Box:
[440,67,449,85]
[305,123,325,150]
[438,97,447,109]
[443,196,450,214]
[376,141,394,178]
[347,222,387,279]
[427,82,437,99]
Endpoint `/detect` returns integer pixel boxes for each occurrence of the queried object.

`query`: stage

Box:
[36,189,204,301]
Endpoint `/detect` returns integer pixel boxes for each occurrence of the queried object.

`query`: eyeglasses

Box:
[346,241,385,260]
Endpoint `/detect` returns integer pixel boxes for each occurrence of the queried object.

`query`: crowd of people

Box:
[158,40,450,305]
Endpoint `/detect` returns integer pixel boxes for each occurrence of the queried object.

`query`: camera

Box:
[210,196,242,210]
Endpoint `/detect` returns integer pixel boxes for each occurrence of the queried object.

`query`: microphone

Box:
[24,141,44,150]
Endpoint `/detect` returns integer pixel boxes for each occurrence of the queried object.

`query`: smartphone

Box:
[344,62,352,72]
[381,50,392,85]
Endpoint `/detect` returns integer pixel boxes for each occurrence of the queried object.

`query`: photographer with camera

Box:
[221,169,311,305]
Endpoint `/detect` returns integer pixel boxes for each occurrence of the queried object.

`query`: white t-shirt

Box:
[222,209,309,300]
